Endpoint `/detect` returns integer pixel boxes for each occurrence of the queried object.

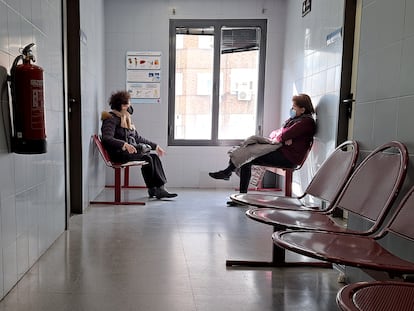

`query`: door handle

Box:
[342,96,355,119]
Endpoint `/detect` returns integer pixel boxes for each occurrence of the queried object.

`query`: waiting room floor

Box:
[0,188,343,310]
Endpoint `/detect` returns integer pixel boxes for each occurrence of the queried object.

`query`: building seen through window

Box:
[169,20,267,146]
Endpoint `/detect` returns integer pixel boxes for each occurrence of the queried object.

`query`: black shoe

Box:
[155,187,178,199]
[209,170,232,180]
[148,187,156,198]
[226,200,245,207]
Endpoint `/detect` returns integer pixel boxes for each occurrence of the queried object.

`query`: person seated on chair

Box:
[209,93,316,194]
[101,90,177,199]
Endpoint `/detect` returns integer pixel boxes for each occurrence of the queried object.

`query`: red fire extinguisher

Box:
[9,43,47,154]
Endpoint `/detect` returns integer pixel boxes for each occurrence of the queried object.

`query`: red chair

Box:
[337,281,414,311]
[227,141,408,268]
[273,182,414,281]
[90,134,147,205]
[230,140,358,211]
[245,140,314,196]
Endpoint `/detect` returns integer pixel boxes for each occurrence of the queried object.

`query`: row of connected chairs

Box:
[227,140,414,310]
[273,181,414,279]
[287,183,414,310]
[233,140,359,211]
[227,141,408,267]
[227,140,359,266]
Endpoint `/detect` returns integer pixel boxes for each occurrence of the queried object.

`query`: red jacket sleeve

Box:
[278,117,316,165]
[280,117,315,142]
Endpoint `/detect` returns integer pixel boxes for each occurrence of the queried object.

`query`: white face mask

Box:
[289,108,297,118]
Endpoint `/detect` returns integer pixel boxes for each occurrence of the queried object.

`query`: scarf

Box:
[111,110,135,130]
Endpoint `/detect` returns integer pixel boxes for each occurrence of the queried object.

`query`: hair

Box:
[292,93,315,114]
[109,91,130,111]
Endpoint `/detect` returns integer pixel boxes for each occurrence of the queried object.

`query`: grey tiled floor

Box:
[0,188,343,310]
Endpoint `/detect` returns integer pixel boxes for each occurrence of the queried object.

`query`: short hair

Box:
[292,93,315,114]
[109,91,130,111]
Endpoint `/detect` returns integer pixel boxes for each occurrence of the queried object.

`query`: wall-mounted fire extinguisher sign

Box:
[8,43,47,154]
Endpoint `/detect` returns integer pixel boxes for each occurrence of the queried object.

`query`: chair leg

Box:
[90,167,146,206]
[254,168,282,192]
[121,166,146,189]
[226,226,331,268]
[226,244,331,268]
[114,167,121,202]
[285,170,293,197]
[123,166,130,187]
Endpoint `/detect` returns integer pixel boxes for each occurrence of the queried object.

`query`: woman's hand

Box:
[156,145,165,157]
[123,143,137,154]
[285,139,293,146]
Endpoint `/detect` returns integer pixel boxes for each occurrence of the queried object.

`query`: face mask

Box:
[289,108,296,118]
[127,105,134,114]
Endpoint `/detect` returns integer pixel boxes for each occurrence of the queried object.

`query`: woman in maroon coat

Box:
[101,91,177,199]
[209,93,316,194]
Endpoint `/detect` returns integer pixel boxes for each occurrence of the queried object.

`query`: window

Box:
[169,19,267,146]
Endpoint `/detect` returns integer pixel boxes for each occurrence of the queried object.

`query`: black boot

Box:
[155,186,177,199]
[209,161,235,180]
[226,200,245,207]
[209,170,232,180]
[148,187,156,198]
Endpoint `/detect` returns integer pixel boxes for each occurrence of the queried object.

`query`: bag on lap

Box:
[127,136,151,155]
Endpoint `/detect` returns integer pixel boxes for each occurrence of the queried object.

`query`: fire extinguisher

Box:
[8,43,47,154]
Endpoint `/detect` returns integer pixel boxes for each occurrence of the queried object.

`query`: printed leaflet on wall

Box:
[126,51,161,104]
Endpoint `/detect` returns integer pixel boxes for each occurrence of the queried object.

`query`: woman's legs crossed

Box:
[209,160,236,180]
[239,150,293,193]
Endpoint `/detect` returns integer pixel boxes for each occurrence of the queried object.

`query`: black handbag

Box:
[127,135,151,155]
[136,142,151,154]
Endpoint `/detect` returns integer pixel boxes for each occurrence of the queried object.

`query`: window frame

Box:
[168,19,267,146]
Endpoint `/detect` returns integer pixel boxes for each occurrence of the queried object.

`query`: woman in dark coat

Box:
[101,91,177,199]
[209,93,316,194]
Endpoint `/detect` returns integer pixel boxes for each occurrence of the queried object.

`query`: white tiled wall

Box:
[80,0,106,207]
[0,0,65,298]
[280,0,345,194]
[355,0,414,152]
[103,0,287,189]
[346,0,414,283]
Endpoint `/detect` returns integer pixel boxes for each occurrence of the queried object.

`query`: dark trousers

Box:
[111,151,167,188]
[239,149,293,193]
[140,153,167,188]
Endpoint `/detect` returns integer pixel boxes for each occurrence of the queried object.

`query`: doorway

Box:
[64,0,83,215]
[337,0,357,144]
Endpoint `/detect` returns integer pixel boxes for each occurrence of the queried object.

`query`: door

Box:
[337,0,358,144]
[346,0,362,140]
[65,0,83,214]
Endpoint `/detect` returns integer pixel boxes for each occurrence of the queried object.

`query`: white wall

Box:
[280,0,345,195]
[80,0,106,207]
[346,0,414,283]
[354,0,414,154]
[0,0,65,298]
[103,0,287,189]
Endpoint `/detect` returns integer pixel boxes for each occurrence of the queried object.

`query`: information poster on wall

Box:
[126,51,161,104]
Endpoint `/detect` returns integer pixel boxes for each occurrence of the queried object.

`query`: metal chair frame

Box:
[90,134,147,205]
